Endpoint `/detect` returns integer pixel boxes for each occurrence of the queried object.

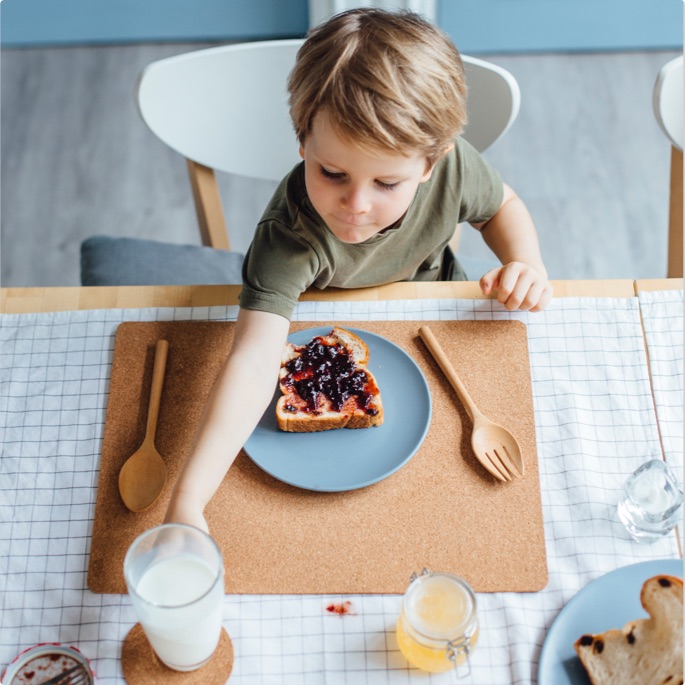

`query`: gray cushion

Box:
[80,235,497,287]
[80,236,245,286]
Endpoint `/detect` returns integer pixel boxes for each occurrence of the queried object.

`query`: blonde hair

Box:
[288,8,468,164]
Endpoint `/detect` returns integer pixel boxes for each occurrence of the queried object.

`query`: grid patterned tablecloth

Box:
[1,296,682,685]
[638,288,684,486]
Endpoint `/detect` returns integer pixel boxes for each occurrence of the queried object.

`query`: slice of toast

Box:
[276,327,384,432]
[573,574,683,685]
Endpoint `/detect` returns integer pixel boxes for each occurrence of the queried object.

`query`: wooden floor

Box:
[0,44,679,286]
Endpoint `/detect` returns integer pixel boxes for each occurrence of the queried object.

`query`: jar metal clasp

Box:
[409,567,430,583]
[447,633,473,678]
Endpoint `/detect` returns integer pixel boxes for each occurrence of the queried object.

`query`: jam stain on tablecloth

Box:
[326,601,355,616]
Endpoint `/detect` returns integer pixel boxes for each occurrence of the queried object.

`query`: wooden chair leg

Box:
[186,159,230,250]
[667,146,683,278]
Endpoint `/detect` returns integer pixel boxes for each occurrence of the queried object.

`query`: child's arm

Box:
[472,183,553,312]
[164,307,291,532]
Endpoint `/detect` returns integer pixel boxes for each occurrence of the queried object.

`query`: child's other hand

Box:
[479,262,553,312]
[164,491,210,534]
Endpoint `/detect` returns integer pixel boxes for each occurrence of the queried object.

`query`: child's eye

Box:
[319,165,344,181]
[375,180,399,191]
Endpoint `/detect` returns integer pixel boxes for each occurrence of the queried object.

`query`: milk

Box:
[133,555,224,670]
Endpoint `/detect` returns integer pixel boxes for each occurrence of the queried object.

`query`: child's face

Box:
[300,111,434,244]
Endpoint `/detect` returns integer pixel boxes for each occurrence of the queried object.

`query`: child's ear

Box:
[420,144,454,182]
[420,165,434,183]
[299,144,305,160]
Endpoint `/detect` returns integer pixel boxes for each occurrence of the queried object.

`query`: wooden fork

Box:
[419,326,524,482]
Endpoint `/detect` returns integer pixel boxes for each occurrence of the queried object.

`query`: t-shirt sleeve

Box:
[239,219,320,320]
[455,138,504,225]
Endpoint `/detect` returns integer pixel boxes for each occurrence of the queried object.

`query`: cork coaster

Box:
[121,624,233,684]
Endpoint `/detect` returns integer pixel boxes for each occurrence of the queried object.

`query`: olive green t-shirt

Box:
[239,137,503,320]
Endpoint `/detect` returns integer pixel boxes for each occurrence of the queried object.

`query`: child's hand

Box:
[164,491,210,534]
[479,262,553,312]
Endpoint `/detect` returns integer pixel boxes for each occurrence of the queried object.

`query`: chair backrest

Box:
[653,55,683,151]
[652,55,683,278]
[137,39,520,249]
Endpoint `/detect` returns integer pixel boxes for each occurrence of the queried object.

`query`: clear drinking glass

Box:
[396,570,479,676]
[123,523,225,671]
[617,459,683,543]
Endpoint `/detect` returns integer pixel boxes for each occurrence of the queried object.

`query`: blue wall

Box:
[0,0,308,45]
[441,0,683,53]
[1,0,682,52]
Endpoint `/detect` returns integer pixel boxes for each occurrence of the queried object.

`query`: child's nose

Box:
[342,186,371,214]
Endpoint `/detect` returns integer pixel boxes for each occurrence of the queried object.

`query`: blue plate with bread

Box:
[538,558,683,685]
[244,326,431,492]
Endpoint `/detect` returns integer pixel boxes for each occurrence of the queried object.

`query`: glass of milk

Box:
[618,459,683,543]
[123,523,225,671]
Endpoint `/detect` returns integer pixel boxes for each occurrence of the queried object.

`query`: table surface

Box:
[6,279,683,313]
[1,279,683,314]
[1,279,682,685]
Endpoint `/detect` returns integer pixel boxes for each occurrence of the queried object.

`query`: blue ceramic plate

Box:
[538,558,684,685]
[244,327,431,492]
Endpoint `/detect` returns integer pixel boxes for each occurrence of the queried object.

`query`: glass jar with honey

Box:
[396,570,478,675]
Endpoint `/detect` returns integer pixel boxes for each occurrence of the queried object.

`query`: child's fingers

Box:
[479,267,502,295]
[517,281,545,311]
[529,283,554,312]
[503,274,553,312]
[495,264,530,309]
[482,262,553,312]
[502,279,535,310]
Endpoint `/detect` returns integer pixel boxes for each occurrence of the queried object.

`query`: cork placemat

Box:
[88,320,547,594]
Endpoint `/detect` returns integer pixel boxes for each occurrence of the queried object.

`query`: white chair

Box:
[81,40,520,285]
[653,55,683,278]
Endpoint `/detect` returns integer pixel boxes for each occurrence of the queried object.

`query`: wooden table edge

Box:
[634,278,684,293]
[1,279,640,314]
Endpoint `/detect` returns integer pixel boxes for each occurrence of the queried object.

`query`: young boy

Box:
[165,8,552,531]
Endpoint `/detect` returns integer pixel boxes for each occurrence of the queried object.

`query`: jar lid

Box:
[403,571,477,641]
[2,643,95,685]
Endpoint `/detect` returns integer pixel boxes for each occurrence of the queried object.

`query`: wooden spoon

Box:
[118,339,169,511]
[419,326,524,482]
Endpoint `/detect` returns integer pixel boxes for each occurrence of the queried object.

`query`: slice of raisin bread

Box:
[276,327,384,432]
[574,574,683,685]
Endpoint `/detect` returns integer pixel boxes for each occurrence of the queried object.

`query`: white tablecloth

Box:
[1,295,682,685]
[638,289,684,485]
